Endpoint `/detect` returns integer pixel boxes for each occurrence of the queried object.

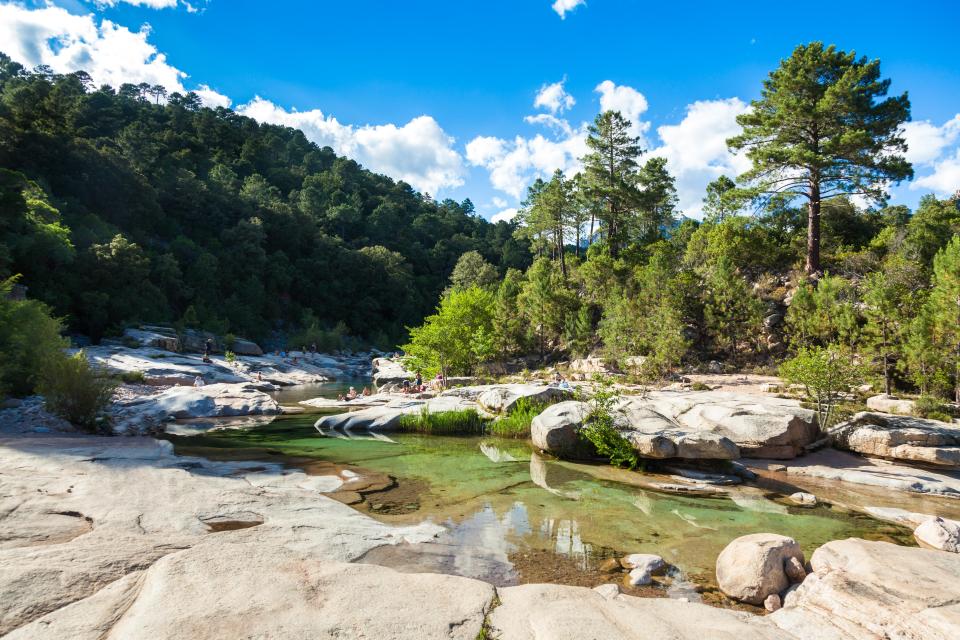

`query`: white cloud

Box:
[238,97,465,195]
[92,0,179,8]
[904,115,960,196]
[492,197,508,208]
[594,80,651,144]
[466,129,587,199]
[902,115,960,166]
[651,98,751,218]
[0,4,218,101]
[551,0,585,19]
[913,150,960,195]
[194,84,231,108]
[492,207,519,223]
[534,79,575,114]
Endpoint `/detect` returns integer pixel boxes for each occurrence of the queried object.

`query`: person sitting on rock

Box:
[362,387,371,396]
[402,380,411,394]
[193,375,205,387]
[346,386,358,400]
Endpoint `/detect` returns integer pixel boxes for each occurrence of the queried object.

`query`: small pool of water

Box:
[165,414,914,602]
[270,378,373,405]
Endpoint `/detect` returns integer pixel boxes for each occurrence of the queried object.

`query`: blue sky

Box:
[2,0,959,220]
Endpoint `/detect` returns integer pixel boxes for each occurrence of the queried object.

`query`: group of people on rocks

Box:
[402,370,445,394]
[337,386,371,402]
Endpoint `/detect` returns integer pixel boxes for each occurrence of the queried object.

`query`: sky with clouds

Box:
[1,0,958,221]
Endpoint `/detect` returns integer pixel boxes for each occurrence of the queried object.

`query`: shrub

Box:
[579,375,642,470]
[224,350,236,364]
[117,370,145,384]
[488,398,546,438]
[223,333,237,350]
[0,278,68,397]
[39,351,117,432]
[779,345,863,429]
[396,406,486,434]
[913,395,955,422]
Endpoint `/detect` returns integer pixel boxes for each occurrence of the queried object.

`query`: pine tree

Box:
[582,111,643,258]
[861,258,917,394]
[703,257,764,360]
[634,156,678,244]
[702,175,739,222]
[729,42,912,275]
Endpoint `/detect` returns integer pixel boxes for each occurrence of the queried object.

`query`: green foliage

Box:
[488,398,546,438]
[288,319,351,353]
[785,274,859,349]
[860,258,919,394]
[912,395,955,422]
[224,350,236,364]
[449,251,499,292]
[395,406,486,435]
[702,257,765,360]
[403,286,496,377]
[39,351,117,432]
[779,345,863,429]
[580,377,640,469]
[923,236,960,403]
[117,370,145,384]
[518,258,575,357]
[0,277,68,396]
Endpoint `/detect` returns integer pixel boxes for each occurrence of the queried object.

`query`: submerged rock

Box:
[715,533,805,605]
[314,396,476,432]
[788,492,817,506]
[831,411,960,467]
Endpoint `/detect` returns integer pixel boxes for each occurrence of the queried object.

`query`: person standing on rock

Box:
[193,375,205,387]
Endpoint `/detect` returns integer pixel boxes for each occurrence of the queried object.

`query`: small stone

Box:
[370,503,383,511]
[627,567,652,586]
[763,593,781,612]
[789,492,817,506]
[620,553,666,576]
[769,464,787,473]
[592,583,620,599]
[597,558,622,574]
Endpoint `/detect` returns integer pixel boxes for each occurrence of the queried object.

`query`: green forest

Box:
[0,52,529,347]
[2,43,960,405]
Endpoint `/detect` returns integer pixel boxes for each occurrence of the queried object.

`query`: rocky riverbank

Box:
[1,430,959,639]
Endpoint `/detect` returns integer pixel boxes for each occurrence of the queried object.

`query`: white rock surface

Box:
[831,411,960,467]
[0,433,451,637]
[914,517,960,552]
[866,393,917,416]
[789,491,817,506]
[472,384,573,414]
[715,533,805,605]
[372,357,414,386]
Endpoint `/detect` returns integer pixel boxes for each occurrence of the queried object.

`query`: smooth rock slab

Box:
[866,393,917,416]
[779,539,960,640]
[831,411,960,467]
[914,517,960,553]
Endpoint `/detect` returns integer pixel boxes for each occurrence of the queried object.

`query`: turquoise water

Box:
[166,414,912,594]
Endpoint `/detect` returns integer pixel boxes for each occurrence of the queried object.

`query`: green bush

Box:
[39,351,117,432]
[117,370,145,384]
[779,345,863,429]
[488,398,546,438]
[913,395,955,422]
[0,278,68,397]
[579,375,642,470]
[224,350,236,364]
[396,406,487,434]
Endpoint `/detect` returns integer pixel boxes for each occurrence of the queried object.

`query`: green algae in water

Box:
[166,414,915,589]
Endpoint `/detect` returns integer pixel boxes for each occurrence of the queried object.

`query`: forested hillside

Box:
[0,53,528,345]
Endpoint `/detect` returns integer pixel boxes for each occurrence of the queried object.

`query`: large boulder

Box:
[122,327,180,352]
[914,517,960,553]
[530,400,590,455]
[110,383,280,434]
[776,539,960,639]
[372,358,413,387]
[84,346,247,386]
[715,533,805,605]
[228,337,263,356]
[831,411,960,467]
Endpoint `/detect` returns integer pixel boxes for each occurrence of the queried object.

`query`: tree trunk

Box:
[882,325,891,395]
[806,179,822,276]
